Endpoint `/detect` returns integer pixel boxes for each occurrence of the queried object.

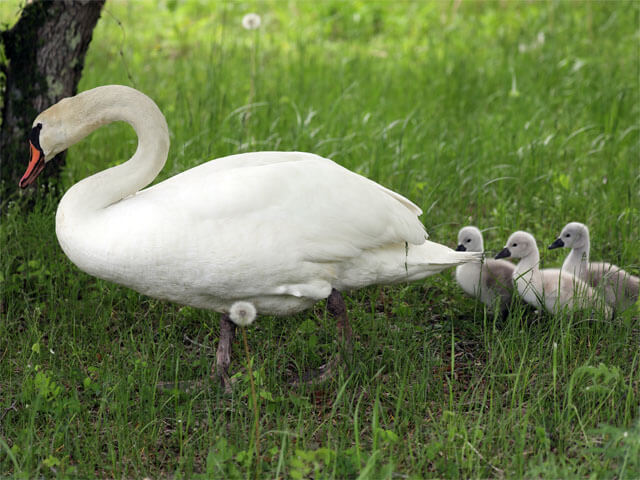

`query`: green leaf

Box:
[43,455,61,468]
[298,319,317,334]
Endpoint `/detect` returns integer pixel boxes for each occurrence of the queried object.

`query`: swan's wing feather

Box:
[135,152,427,263]
[176,151,422,218]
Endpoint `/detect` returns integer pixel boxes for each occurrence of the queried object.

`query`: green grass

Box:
[1,0,639,478]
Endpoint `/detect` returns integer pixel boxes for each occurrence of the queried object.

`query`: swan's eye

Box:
[512,243,518,247]
[565,233,571,238]
[466,239,471,243]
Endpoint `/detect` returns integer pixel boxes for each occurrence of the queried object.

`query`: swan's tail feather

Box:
[433,250,484,266]
[413,244,484,267]
[408,244,484,280]
[408,246,483,280]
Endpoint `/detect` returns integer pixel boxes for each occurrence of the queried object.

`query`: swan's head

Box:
[19,86,169,189]
[495,231,537,260]
[548,222,588,250]
[456,226,484,252]
[229,301,257,327]
[19,103,73,188]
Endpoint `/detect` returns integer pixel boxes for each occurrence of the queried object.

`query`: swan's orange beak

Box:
[19,142,45,188]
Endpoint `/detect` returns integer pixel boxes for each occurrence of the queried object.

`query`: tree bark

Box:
[0,0,105,198]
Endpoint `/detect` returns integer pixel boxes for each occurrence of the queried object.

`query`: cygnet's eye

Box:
[565,233,571,238]
[512,243,518,247]
[466,238,471,243]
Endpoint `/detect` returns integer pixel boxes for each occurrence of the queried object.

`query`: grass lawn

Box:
[1,1,639,478]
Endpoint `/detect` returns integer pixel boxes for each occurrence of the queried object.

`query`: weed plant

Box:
[1,1,638,478]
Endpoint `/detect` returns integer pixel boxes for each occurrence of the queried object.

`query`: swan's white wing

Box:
[134,152,427,263]
[160,151,418,217]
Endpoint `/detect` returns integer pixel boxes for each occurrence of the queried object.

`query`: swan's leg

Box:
[214,313,236,393]
[292,288,353,385]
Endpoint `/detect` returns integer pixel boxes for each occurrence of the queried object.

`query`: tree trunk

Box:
[0,0,105,199]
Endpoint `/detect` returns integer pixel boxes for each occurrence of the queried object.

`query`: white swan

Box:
[19,85,482,386]
[549,222,639,311]
[496,231,611,318]
[455,226,515,315]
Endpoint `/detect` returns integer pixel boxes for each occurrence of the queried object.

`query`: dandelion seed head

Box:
[242,13,261,30]
[229,301,257,327]
[572,59,586,72]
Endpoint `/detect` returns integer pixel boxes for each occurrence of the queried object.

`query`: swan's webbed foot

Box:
[291,288,353,386]
[213,313,236,394]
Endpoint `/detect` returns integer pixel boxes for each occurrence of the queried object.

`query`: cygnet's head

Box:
[229,301,257,327]
[455,226,484,252]
[495,231,538,260]
[548,222,589,250]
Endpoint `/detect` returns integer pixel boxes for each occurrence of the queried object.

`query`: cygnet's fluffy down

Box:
[496,231,611,318]
[455,226,515,315]
[549,222,639,311]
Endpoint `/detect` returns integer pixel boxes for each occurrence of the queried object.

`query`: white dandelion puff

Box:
[509,69,520,97]
[537,31,545,45]
[572,58,586,72]
[229,301,257,327]
[242,13,261,30]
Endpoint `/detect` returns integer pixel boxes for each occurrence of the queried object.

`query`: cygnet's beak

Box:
[455,244,466,252]
[495,247,511,259]
[548,238,564,250]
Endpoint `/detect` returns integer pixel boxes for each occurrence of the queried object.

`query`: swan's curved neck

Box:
[562,236,590,279]
[515,249,540,280]
[56,86,170,223]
